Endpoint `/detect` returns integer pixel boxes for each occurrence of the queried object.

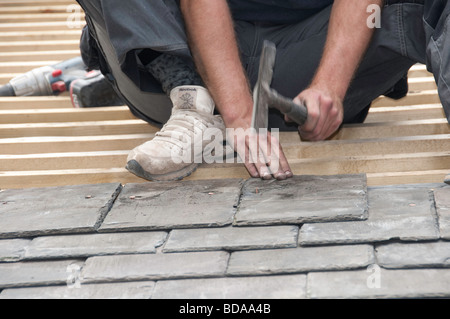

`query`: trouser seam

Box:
[397,4,408,57]
[431,38,450,93]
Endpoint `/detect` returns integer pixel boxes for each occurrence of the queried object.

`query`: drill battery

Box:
[70,70,123,108]
[0,57,123,108]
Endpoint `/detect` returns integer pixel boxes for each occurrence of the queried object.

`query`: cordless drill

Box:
[0,56,123,108]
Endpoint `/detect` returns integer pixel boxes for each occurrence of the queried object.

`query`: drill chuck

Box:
[0,57,85,97]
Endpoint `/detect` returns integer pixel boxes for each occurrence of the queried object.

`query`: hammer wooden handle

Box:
[269,88,308,126]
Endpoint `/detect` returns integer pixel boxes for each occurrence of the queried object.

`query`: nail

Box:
[262,172,272,180]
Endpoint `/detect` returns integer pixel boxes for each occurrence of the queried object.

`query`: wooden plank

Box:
[283,135,450,158]
[279,120,450,143]
[365,104,445,123]
[408,64,432,78]
[0,168,144,190]
[185,167,449,187]
[0,96,73,109]
[0,61,59,73]
[0,21,85,32]
[367,170,450,186]
[0,120,159,138]
[0,0,74,6]
[0,116,447,140]
[0,158,448,190]
[0,30,82,42]
[2,134,449,159]
[0,107,135,124]
[0,40,80,52]
[372,90,441,107]
[0,50,80,62]
[0,73,18,85]
[0,5,73,14]
[408,77,437,92]
[0,134,154,155]
[1,168,448,190]
[279,152,450,176]
[0,151,129,171]
[0,13,83,23]
[190,158,449,182]
[2,150,447,173]
[1,100,436,125]
[188,153,450,181]
[331,119,450,140]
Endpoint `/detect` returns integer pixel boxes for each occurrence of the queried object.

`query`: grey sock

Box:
[146,54,203,95]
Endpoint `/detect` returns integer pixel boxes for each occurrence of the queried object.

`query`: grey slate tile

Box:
[376,241,450,268]
[0,259,84,289]
[227,245,374,276]
[163,226,298,253]
[300,185,441,245]
[0,239,31,262]
[234,174,368,226]
[152,275,307,299]
[0,183,122,239]
[307,268,450,299]
[2,177,449,299]
[434,187,450,239]
[81,251,229,283]
[23,232,167,260]
[0,282,155,299]
[99,179,243,232]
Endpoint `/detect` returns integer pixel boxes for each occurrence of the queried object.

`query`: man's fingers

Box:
[234,130,270,179]
[324,100,344,138]
[297,92,343,141]
[296,95,320,135]
[231,128,293,180]
[244,161,260,179]
[267,133,292,180]
[231,130,259,178]
[305,95,334,140]
[247,133,272,180]
[248,131,292,180]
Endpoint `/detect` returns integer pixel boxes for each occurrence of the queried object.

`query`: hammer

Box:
[251,40,308,131]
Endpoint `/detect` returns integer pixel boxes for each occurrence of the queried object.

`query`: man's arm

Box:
[180,0,291,180]
[295,0,384,141]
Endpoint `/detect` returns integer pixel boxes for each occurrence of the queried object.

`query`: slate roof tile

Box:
[1,177,450,299]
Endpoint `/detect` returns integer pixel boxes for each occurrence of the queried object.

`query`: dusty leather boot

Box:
[126,86,226,181]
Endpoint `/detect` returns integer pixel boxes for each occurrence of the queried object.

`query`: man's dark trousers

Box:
[76,0,450,130]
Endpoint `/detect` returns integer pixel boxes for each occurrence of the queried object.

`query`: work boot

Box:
[126,86,226,181]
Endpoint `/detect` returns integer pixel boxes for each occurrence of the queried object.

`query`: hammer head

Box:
[251,40,277,131]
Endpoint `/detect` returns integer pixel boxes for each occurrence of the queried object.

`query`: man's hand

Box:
[226,115,293,180]
[291,0,383,141]
[291,87,344,141]
[180,0,292,180]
